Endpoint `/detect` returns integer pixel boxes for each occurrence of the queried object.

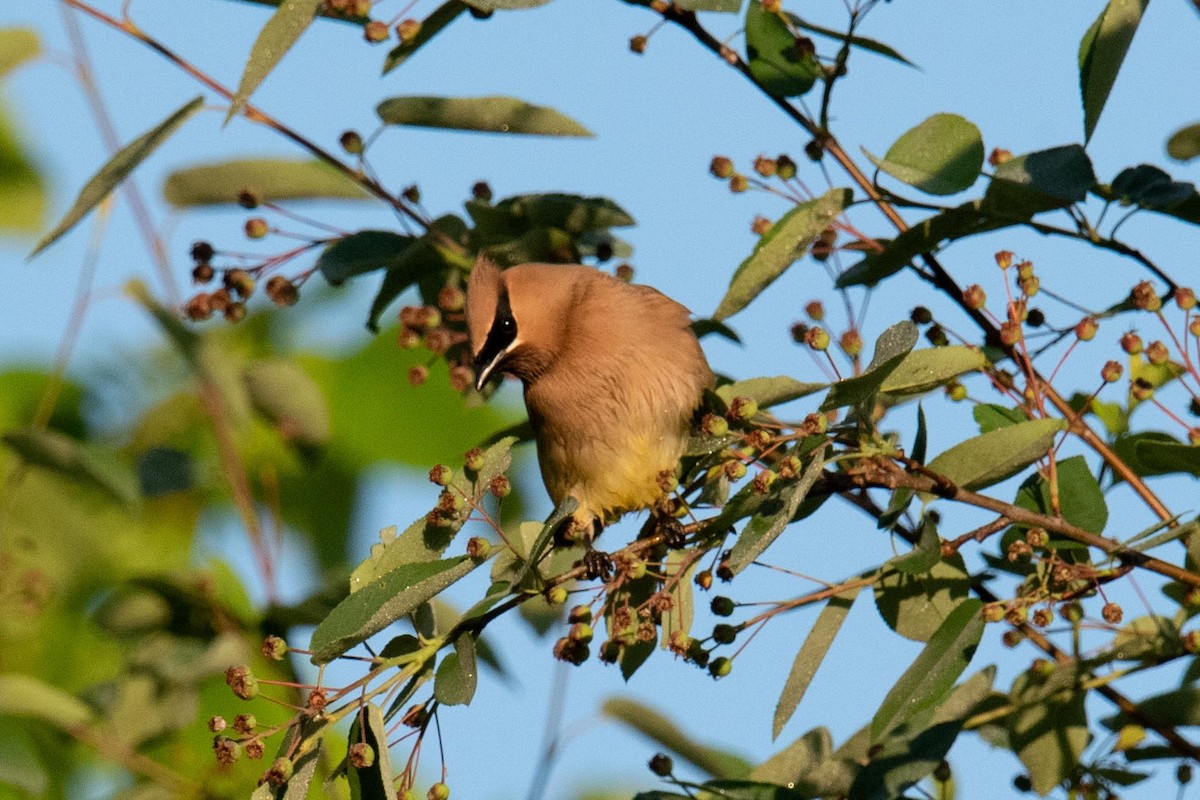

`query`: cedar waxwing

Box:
[466,257,713,543]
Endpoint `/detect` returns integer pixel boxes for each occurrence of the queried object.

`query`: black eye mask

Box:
[473,290,518,387]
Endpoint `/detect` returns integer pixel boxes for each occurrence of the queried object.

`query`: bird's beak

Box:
[473,349,502,392]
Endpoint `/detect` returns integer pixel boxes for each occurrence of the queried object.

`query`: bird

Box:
[465,256,713,564]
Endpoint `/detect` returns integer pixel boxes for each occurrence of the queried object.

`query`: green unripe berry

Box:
[545,586,568,606]
[427,782,450,800]
[712,624,737,644]
[708,656,732,678]
[711,596,735,616]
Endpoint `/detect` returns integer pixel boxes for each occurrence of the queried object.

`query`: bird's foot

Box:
[657,517,687,549]
[581,549,614,581]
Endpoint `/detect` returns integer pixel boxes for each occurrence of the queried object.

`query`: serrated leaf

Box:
[745,2,820,97]
[871,599,983,742]
[879,345,986,396]
[377,95,591,136]
[31,96,203,257]
[383,1,467,74]
[926,417,1065,492]
[1168,123,1200,162]
[244,358,331,450]
[0,674,94,729]
[2,427,138,506]
[347,704,397,800]
[973,403,1026,433]
[1079,0,1148,142]
[163,158,369,206]
[434,633,478,706]
[714,188,850,321]
[728,446,826,574]
[715,376,826,408]
[874,555,971,642]
[311,556,485,663]
[868,114,983,196]
[602,698,752,779]
[226,0,322,123]
[316,230,417,284]
[819,321,918,411]
[772,586,860,739]
[0,28,39,78]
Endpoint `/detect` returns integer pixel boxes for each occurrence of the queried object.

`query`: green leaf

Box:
[787,16,914,67]
[677,0,741,11]
[660,548,696,650]
[0,674,94,729]
[1008,667,1088,795]
[244,358,331,451]
[728,445,826,574]
[464,0,554,8]
[602,698,752,779]
[879,345,986,397]
[745,2,821,97]
[772,586,861,739]
[367,214,468,331]
[715,376,826,408]
[1079,0,1148,142]
[874,555,972,642]
[226,0,322,124]
[316,231,417,284]
[434,633,478,706]
[1101,687,1200,729]
[925,417,1065,492]
[973,403,1026,433]
[0,104,47,233]
[1129,518,1200,554]
[224,0,369,23]
[163,158,370,206]
[692,318,742,344]
[377,95,591,136]
[383,1,468,74]
[1013,455,1107,534]
[0,28,40,78]
[819,321,918,411]
[510,496,580,588]
[714,188,850,321]
[836,200,1010,289]
[1109,164,1195,209]
[983,144,1096,217]
[347,704,398,800]
[871,599,983,742]
[1168,123,1200,162]
[751,727,832,788]
[892,515,941,575]
[867,114,983,196]
[1135,438,1200,477]
[310,555,486,663]
[2,427,138,506]
[31,95,203,257]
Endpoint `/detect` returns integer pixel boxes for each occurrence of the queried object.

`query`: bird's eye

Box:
[500,316,515,332]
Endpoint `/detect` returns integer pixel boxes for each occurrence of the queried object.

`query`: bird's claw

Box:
[581,549,614,581]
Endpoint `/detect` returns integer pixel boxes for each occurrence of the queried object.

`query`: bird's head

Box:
[465,256,584,391]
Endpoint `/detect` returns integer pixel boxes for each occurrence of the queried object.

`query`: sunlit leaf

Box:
[1168,123,1200,162]
[0,105,45,234]
[377,95,591,136]
[31,96,203,257]
[925,417,1065,492]
[347,704,398,800]
[715,376,826,408]
[226,0,322,124]
[244,358,331,451]
[714,188,850,321]
[819,321,918,411]
[879,345,986,397]
[728,445,826,574]
[1079,0,1148,142]
[745,2,820,97]
[163,158,370,206]
[0,28,40,77]
[874,555,971,642]
[787,15,914,67]
[867,114,983,196]
[383,1,468,74]
[972,403,1026,433]
[0,674,94,729]
[2,427,138,506]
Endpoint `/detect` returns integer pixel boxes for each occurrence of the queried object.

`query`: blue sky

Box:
[3,1,1200,798]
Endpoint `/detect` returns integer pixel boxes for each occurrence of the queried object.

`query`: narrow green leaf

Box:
[0,104,47,233]
[2,427,138,506]
[925,417,1066,492]
[226,0,322,124]
[464,0,554,8]
[163,158,369,206]
[879,345,986,396]
[787,16,914,67]
[867,114,983,196]
[1101,687,1200,729]
[819,321,918,411]
[1129,519,1200,554]
[983,144,1096,218]
[311,556,486,663]
[1135,437,1200,477]
[0,674,94,729]
[715,376,826,408]
[676,0,740,10]
[772,586,861,739]
[383,1,467,74]
[874,555,972,642]
[751,727,833,787]
[692,318,742,344]
[660,548,695,650]
[602,698,752,779]
[1079,0,1148,142]
[31,96,203,257]
[871,599,983,742]
[434,634,478,706]
[0,28,40,78]
[1168,123,1200,162]
[347,704,398,800]
[728,446,826,574]
[745,2,821,97]
[510,496,580,588]
[972,403,1026,433]
[316,231,417,284]
[714,188,850,321]
[125,280,201,365]
[223,0,369,24]
[377,95,591,136]
[244,358,331,450]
